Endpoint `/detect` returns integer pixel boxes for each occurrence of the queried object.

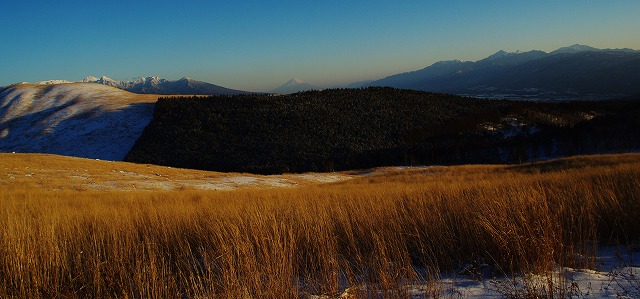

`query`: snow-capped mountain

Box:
[82,75,253,95]
[0,83,160,160]
[269,78,319,94]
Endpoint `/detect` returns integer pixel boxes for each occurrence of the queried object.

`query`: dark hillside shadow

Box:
[0,102,155,161]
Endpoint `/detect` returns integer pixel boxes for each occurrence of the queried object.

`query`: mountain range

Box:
[1,76,254,96]
[81,76,253,95]
[367,44,640,99]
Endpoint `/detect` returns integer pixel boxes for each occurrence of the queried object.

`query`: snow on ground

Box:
[308,246,639,298]
[476,246,640,299]
[85,175,302,191]
[426,247,635,298]
[378,246,640,298]
[34,80,73,85]
[296,173,352,183]
[0,154,356,191]
[87,173,350,191]
[0,83,157,160]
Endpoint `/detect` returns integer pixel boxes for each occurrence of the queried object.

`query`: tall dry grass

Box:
[1,154,639,298]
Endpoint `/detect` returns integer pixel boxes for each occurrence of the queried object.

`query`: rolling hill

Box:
[0,83,161,160]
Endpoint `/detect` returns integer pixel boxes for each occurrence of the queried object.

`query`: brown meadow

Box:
[1,153,639,298]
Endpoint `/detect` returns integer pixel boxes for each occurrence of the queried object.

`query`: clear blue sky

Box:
[1,0,639,91]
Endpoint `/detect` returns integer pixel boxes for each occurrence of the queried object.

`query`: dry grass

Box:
[9,83,172,105]
[1,153,639,298]
[0,153,351,191]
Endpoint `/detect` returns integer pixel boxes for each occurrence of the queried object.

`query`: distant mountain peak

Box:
[82,75,118,85]
[83,76,99,82]
[551,44,599,54]
[434,59,464,65]
[283,78,306,85]
[269,78,318,94]
[494,50,508,55]
[486,50,510,60]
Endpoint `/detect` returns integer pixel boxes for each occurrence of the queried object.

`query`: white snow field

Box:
[0,83,161,160]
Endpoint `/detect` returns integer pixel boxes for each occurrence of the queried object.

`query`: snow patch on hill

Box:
[35,80,74,85]
[0,83,157,160]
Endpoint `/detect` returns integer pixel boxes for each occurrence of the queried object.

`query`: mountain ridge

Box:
[9,76,254,96]
[81,75,254,95]
[367,45,640,99]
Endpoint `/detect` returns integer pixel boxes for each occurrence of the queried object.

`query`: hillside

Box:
[368,45,640,99]
[0,83,161,160]
[125,87,640,173]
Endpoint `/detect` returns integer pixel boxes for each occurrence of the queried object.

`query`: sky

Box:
[1,0,639,92]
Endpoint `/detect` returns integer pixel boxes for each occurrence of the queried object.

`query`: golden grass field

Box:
[0,153,351,191]
[1,153,639,298]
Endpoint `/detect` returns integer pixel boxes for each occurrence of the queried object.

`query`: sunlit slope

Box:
[0,153,351,191]
[0,83,160,160]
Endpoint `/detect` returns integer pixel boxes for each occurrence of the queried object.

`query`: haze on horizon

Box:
[1,0,639,92]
